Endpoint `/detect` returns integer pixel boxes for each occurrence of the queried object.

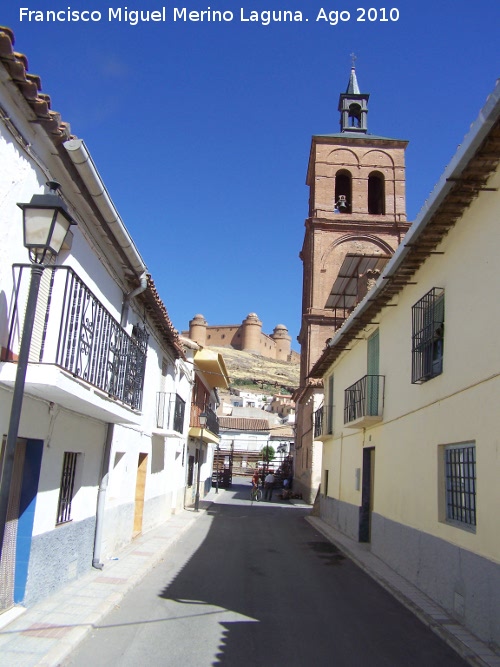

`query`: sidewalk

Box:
[0,491,220,667]
[307,514,500,667]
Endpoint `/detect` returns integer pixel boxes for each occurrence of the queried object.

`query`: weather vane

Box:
[350,52,357,68]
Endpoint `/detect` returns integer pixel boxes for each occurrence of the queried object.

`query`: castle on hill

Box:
[184,313,300,363]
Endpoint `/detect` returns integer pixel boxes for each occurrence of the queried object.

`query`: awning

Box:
[188,426,221,445]
[325,254,390,310]
[194,349,230,389]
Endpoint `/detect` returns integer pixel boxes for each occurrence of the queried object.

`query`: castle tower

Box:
[188,313,207,346]
[299,65,411,382]
[241,312,262,353]
[271,324,292,361]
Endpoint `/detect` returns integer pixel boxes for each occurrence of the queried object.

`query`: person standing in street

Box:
[264,471,275,501]
[252,469,260,491]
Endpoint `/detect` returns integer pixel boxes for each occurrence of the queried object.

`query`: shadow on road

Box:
[158,482,467,667]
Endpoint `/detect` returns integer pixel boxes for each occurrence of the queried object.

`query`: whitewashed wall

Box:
[0,98,191,604]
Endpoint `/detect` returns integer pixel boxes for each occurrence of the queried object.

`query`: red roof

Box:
[0,26,72,144]
[219,417,270,431]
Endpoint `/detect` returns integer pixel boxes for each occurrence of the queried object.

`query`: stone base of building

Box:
[25,516,96,607]
[292,478,317,505]
[319,495,500,650]
[319,494,359,542]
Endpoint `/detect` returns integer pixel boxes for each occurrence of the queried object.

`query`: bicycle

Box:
[250,485,262,502]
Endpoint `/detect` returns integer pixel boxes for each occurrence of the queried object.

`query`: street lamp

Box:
[194,411,208,511]
[0,181,76,555]
[18,181,76,265]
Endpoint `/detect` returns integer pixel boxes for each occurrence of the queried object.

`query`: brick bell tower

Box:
[298,64,411,383]
[293,64,411,502]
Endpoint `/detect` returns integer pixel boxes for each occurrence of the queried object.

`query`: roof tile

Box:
[139,275,185,359]
[0,26,71,143]
[219,417,270,431]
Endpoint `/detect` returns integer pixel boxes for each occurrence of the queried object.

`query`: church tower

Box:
[298,65,410,383]
[294,65,411,502]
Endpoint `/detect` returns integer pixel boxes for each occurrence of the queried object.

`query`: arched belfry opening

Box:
[368,172,385,214]
[335,170,352,213]
[348,103,362,128]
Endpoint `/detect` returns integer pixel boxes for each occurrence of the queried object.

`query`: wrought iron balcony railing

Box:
[190,404,219,436]
[205,406,219,435]
[156,392,185,433]
[314,404,334,438]
[314,405,323,438]
[344,375,385,427]
[7,265,148,411]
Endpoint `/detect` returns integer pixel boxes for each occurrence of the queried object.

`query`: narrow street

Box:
[65,482,467,667]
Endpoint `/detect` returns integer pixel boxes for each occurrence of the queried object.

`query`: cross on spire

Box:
[350,52,357,69]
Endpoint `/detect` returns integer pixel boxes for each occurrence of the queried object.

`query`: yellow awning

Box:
[194,349,230,389]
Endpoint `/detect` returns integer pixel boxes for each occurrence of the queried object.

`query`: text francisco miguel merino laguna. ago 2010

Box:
[19,6,401,26]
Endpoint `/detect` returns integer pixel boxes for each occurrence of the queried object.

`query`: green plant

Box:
[260,445,276,462]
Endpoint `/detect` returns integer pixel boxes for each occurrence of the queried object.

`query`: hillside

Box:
[210,346,300,394]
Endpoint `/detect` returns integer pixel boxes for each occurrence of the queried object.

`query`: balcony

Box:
[344,375,385,429]
[314,403,334,440]
[314,405,324,438]
[189,405,220,444]
[0,265,148,424]
[155,392,185,434]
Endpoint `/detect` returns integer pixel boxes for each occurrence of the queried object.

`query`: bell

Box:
[336,195,348,212]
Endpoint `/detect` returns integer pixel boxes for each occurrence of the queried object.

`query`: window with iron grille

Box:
[445,444,476,529]
[56,452,79,524]
[411,288,445,383]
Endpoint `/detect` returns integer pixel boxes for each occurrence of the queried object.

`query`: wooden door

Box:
[133,453,148,536]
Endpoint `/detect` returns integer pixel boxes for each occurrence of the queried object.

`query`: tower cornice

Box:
[304,217,411,234]
[311,134,409,147]
[306,134,408,185]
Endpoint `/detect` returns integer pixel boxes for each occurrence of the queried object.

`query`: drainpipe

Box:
[93,423,114,569]
[120,272,148,326]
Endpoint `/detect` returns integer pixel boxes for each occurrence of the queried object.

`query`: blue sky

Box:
[3,1,499,350]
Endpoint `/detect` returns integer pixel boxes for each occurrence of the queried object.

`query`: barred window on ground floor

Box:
[444,443,476,530]
[56,451,81,525]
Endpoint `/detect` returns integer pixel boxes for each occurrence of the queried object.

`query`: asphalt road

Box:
[66,483,468,667]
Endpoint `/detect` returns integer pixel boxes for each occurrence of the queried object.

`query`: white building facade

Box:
[183,345,229,504]
[0,27,191,610]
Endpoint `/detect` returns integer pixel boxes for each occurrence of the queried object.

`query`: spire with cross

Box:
[338,58,369,132]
